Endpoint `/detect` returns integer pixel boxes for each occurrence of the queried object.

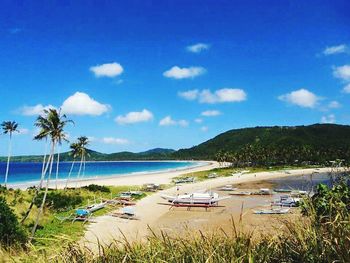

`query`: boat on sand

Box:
[161,191,229,205]
[219,185,238,191]
[253,208,290,214]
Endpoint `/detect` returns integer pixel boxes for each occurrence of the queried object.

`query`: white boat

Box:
[271,196,301,207]
[207,173,218,178]
[229,191,251,196]
[255,188,272,195]
[219,185,237,191]
[253,208,290,214]
[76,202,106,217]
[86,202,106,212]
[161,191,230,205]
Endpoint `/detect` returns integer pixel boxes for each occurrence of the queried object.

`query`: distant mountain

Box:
[2,124,350,163]
[0,148,176,162]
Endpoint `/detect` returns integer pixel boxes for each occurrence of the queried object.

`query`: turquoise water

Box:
[0,161,201,184]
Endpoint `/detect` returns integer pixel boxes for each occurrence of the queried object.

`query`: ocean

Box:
[0,161,201,185]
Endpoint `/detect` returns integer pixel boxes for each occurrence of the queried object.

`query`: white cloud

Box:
[90,62,124,78]
[200,126,208,132]
[328,101,341,109]
[199,88,247,104]
[194,118,203,123]
[342,83,350,93]
[179,88,247,104]
[61,92,110,116]
[323,44,347,55]
[186,43,210,53]
[159,116,188,127]
[278,89,319,108]
[102,137,129,145]
[19,104,56,116]
[333,65,350,81]
[178,89,199,100]
[201,110,221,117]
[115,109,153,125]
[163,66,206,79]
[321,114,336,124]
[178,120,189,127]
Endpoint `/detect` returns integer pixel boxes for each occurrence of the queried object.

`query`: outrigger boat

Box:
[254,188,272,195]
[161,191,229,205]
[174,177,195,184]
[271,196,300,207]
[229,191,251,196]
[219,185,238,191]
[273,188,292,193]
[111,207,138,220]
[207,172,218,179]
[253,208,290,214]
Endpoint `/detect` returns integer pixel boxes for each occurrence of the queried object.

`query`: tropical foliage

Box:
[0,197,27,246]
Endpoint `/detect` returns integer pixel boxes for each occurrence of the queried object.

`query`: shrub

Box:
[82,184,110,193]
[301,181,350,222]
[0,197,27,246]
[34,192,83,211]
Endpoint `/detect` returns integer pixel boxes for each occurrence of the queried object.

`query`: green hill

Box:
[173,124,350,164]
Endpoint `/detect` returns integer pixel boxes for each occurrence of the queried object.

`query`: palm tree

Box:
[1,121,19,187]
[75,136,89,187]
[65,142,79,189]
[30,109,72,238]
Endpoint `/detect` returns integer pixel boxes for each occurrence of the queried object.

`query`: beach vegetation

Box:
[0,197,27,246]
[82,184,110,193]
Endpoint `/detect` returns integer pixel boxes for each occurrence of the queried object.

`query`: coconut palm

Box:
[30,109,72,237]
[1,121,19,187]
[64,142,79,189]
[75,136,89,187]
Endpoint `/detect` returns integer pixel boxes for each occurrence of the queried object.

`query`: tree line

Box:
[1,108,90,238]
[214,143,350,167]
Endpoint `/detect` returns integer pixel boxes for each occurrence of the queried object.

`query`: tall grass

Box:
[1,209,349,263]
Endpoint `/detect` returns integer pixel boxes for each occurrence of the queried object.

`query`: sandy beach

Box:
[9,161,219,190]
[82,166,332,250]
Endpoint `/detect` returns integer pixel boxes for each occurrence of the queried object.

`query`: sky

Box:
[0,0,350,156]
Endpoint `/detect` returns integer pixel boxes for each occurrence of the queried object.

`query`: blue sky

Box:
[0,0,350,156]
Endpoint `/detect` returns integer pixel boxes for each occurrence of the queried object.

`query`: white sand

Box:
[82,167,332,250]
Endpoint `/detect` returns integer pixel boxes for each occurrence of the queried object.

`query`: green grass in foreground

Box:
[1,207,349,263]
[0,185,154,249]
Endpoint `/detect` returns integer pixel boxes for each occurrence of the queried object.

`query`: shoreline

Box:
[83,166,333,249]
[8,160,218,190]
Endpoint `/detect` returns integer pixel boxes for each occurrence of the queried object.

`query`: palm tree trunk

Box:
[40,140,48,188]
[31,141,55,238]
[4,134,12,187]
[76,155,84,188]
[82,155,86,179]
[21,141,51,224]
[55,148,60,190]
[65,160,75,189]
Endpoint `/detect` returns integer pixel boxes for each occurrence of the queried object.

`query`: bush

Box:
[301,181,350,222]
[34,192,83,211]
[82,184,110,193]
[0,197,27,246]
